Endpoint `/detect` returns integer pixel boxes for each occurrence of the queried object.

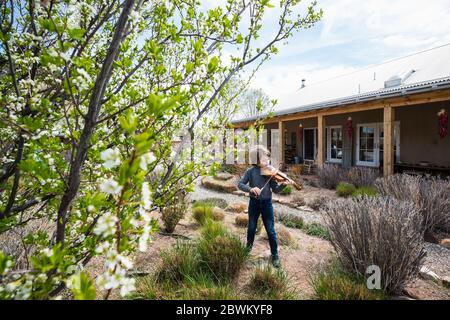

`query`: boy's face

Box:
[258,152,270,167]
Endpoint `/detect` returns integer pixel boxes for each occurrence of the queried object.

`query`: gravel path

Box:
[189,180,324,225]
[423,242,450,278]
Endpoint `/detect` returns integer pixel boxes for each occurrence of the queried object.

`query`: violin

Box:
[260,164,303,191]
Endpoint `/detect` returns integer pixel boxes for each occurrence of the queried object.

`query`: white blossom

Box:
[120,277,136,297]
[141,182,152,210]
[99,179,122,195]
[93,212,118,237]
[100,148,121,169]
[139,152,156,170]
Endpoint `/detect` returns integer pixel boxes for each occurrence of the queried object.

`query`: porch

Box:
[234,89,450,177]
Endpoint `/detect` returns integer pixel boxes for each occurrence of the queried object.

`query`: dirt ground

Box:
[84,176,450,300]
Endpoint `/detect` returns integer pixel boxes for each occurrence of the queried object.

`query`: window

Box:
[327,126,343,163]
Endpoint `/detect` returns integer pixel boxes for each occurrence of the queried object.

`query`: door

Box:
[357,123,400,167]
[356,124,378,166]
[303,128,316,160]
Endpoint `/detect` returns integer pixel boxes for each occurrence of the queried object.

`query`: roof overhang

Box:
[231,77,450,127]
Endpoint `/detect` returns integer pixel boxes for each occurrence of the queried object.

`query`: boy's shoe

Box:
[272,255,281,268]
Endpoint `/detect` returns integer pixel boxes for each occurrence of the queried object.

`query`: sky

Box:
[246,0,450,104]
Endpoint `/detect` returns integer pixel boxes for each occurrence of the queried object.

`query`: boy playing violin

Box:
[238,145,288,268]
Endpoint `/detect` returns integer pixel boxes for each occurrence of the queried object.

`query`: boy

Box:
[238,145,288,268]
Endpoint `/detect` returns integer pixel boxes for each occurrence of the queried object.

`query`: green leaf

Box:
[207,56,219,73]
[236,34,243,44]
[185,62,194,74]
[70,272,96,300]
[68,28,85,40]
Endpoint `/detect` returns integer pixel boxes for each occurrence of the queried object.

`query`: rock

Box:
[232,190,246,196]
[201,175,238,193]
[225,201,247,213]
[439,238,450,249]
[390,295,415,300]
[215,172,234,181]
[419,266,440,283]
[442,276,450,289]
[299,206,314,212]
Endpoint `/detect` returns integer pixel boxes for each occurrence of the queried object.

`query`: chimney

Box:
[301,79,306,89]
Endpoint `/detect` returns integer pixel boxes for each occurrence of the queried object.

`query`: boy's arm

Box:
[238,169,252,193]
[270,179,287,193]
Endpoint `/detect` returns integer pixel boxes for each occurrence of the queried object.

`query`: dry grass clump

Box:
[275,225,294,246]
[225,202,247,213]
[248,264,296,299]
[311,261,385,300]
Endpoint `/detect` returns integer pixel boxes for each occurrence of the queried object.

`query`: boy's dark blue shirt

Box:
[238,165,286,199]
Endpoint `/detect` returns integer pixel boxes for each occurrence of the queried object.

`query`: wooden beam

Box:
[278,120,285,167]
[317,115,325,165]
[383,105,394,177]
[231,88,450,128]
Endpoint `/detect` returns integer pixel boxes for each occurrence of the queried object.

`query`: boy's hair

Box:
[249,145,270,165]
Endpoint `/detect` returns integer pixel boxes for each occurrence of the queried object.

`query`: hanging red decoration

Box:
[346,117,353,139]
[438,109,448,139]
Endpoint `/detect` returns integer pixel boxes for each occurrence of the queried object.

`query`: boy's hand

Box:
[250,187,261,196]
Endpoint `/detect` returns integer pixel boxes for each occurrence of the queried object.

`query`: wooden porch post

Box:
[383,105,394,176]
[278,120,285,167]
[317,115,325,165]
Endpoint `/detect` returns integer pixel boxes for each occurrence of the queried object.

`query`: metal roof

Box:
[232,43,450,123]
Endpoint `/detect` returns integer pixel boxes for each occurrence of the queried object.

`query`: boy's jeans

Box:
[247,197,278,258]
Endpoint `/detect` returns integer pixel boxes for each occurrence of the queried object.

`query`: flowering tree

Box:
[0,0,322,299]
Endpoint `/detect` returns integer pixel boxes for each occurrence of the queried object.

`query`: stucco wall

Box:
[279,101,450,167]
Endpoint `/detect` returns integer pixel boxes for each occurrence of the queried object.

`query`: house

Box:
[231,44,450,177]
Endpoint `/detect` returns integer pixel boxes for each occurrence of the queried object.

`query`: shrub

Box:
[352,186,378,198]
[324,196,426,294]
[311,261,385,300]
[317,164,347,189]
[193,198,228,209]
[347,167,379,188]
[280,185,292,195]
[303,223,331,241]
[308,196,328,211]
[155,242,199,284]
[197,233,248,282]
[162,198,188,234]
[336,182,356,197]
[375,174,450,234]
[248,264,296,299]
[281,214,304,229]
[192,205,214,225]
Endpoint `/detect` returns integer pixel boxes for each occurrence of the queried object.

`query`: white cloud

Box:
[245,0,450,106]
